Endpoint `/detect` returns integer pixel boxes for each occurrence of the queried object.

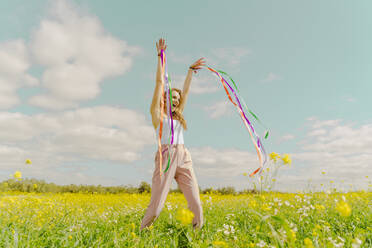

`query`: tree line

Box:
[0,178,258,195]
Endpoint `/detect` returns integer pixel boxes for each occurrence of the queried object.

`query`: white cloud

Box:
[189,146,258,178]
[209,47,251,67]
[291,118,372,191]
[281,134,295,141]
[0,106,155,178]
[28,0,142,110]
[0,39,39,109]
[261,72,281,83]
[203,99,233,119]
[170,73,219,94]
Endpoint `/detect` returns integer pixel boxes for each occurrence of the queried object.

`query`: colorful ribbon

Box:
[204,66,269,177]
[158,50,175,179]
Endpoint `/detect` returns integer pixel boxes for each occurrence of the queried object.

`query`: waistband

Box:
[160,144,184,147]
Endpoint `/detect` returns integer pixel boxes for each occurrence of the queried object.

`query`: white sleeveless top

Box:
[156,116,184,144]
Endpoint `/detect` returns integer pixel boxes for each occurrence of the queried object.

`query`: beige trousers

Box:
[140,144,203,230]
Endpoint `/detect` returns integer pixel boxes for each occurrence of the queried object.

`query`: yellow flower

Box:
[131,232,136,238]
[68,235,72,239]
[330,180,334,184]
[13,171,22,180]
[287,229,296,241]
[281,154,292,165]
[249,199,257,208]
[315,204,325,211]
[25,159,32,165]
[272,178,276,182]
[335,201,351,217]
[243,172,247,176]
[269,152,280,162]
[212,240,227,247]
[304,238,314,248]
[249,243,255,248]
[321,171,326,175]
[262,203,270,211]
[176,208,194,225]
[266,167,270,172]
[33,184,38,189]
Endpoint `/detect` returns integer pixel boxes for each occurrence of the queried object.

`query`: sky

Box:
[0,0,371,193]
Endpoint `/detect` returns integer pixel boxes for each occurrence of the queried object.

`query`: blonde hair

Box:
[162,88,187,130]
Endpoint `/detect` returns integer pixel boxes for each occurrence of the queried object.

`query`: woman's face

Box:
[171,90,180,108]
[163,90,181,109]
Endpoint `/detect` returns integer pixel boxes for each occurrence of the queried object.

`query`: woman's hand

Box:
[189,57,206,74]
[156,38,167,55]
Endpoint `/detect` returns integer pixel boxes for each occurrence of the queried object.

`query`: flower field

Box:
[0,190,370,247]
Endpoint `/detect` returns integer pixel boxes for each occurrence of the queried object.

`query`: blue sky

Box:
[0,0,371,192]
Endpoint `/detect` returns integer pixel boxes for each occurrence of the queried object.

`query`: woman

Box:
[140,38,206,231]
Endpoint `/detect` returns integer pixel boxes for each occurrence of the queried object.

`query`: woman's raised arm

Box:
[178,57,206,113]
[150,38,167,129]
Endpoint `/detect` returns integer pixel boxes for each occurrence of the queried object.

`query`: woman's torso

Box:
[155,116,184,144]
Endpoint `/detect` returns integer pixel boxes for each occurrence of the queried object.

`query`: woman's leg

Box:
[140,146,178,230]
[175,147,204,229]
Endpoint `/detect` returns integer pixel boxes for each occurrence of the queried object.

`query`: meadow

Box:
[0,190,370,248]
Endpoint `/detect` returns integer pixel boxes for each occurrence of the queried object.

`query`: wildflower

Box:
[33,184,37,189]
[335,201,351,217]
[256,240,267,248]
[68,235,72,239]
[281,154,291,165]
[131,232,136,238]
[13,171,22,180]
[351,238,362,248]
[130,223,135,230]
[249,199,257,208]
[243,172,247,176]
[262,203,270,211]
[321,171,326,175]
[269,152,280,162]
[304,238,314,248]
[272,178,276,182]
[176,208,194,225]
[222,224,235,235]
[212,241,227,247]
[25,159,32,165]
[287,229,296,241]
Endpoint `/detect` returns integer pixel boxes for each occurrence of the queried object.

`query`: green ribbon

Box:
[217,69,269,139]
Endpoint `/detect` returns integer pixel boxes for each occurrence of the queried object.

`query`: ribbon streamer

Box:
[158,50,175,180]
[204,66,269,177]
